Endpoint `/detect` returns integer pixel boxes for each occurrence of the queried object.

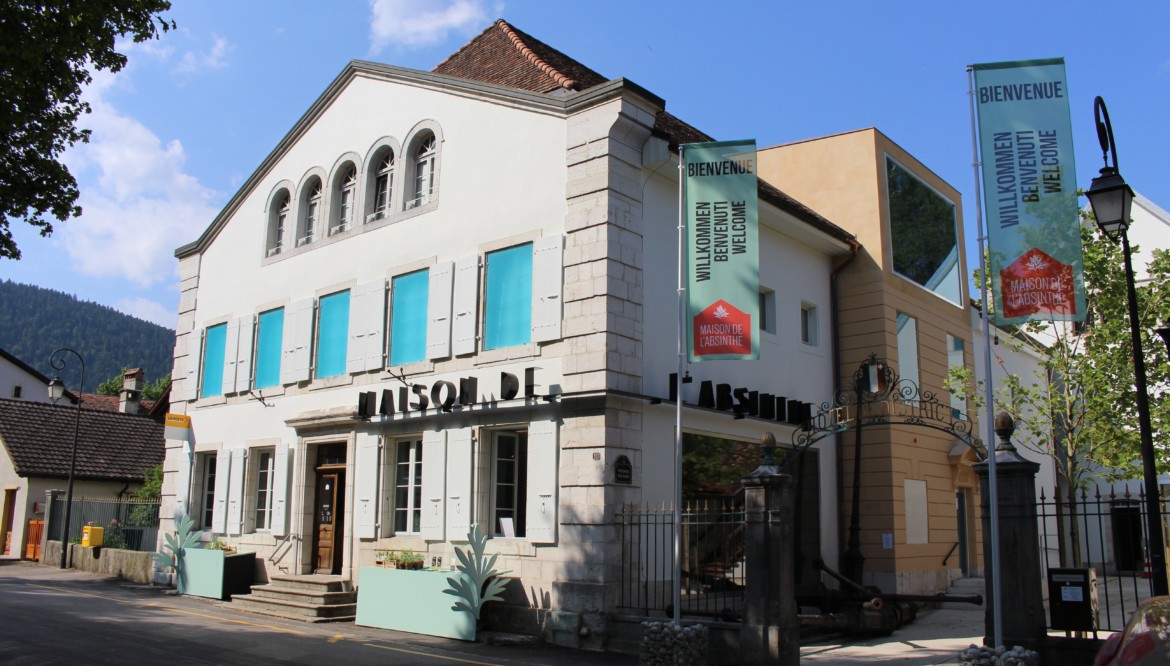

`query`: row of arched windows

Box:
[264,123,442,259]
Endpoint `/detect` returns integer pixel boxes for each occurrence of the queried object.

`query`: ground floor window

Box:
[393,439,423,533]
[196,453,217,530]
[490,430,527,537]
[252,449,275,531]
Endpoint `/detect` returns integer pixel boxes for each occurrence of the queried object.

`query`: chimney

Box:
[120,368,144,414]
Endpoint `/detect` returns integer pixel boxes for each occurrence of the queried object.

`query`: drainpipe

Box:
[829,240,860,570]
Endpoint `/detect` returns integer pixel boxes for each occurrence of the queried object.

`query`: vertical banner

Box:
[684,140,759,361]
[973,58,1086,325]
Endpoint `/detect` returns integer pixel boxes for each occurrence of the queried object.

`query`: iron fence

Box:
[50,496,160,553]
[615,501,745,620]
[1038,485,1167,633]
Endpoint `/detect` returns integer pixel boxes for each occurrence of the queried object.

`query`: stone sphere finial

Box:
[994,412,1017,452]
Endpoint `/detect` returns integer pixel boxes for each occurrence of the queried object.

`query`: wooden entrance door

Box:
[312,471,345,574]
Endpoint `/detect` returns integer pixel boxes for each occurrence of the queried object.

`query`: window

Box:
[11,386,20,399]
[331,165,357,236]
[199,453,217,530]
[252,449,275,531]
[484,243,533,350]
[393,439,423,533]
[886,157,962,305]
[368,150,394,222]
[800,303,817,346]
[254,308,284,389]
[297,179,323,247]
[947,334,965,418]
[409,134,437,209]
[759,289,776,335]
[897,312,920,390]
[390,270,428,366]
[201,323,227,398]
[491,431,527,537]
[315,290,350,378]
[267,192,290,257]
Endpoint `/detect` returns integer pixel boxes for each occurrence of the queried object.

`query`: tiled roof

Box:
[0,398,163,481]
[78,393,156,414]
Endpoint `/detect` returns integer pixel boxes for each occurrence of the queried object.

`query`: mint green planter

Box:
[180,548,256,600]
[356,567,477,640]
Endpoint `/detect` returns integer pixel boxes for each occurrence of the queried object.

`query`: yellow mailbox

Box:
[81,525,104,547]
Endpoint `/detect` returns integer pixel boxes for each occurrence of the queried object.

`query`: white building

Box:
[161,20,855,641]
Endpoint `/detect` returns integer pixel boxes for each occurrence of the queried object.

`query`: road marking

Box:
[328,635,345,643]
[363,642,501,665]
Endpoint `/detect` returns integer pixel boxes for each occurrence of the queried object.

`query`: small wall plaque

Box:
[614,455,632,485]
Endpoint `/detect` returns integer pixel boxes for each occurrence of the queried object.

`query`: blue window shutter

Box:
[254,308,284,389]
[316,291,350,378]
[390,270,428,366]
[201,324,227,398]
[484,244,533,350]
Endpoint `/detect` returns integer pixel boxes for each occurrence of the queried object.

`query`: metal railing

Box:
[50,496,160,553]
[615,501,746,620]
[1037,485,1167,633]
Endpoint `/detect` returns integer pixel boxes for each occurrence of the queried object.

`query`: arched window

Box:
[330,165,357,236]
[297,178,322,247]
[409,134,437,209]
[368,151,394,222]
[267,191,291,257]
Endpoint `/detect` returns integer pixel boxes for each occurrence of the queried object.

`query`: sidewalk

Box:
[800,607,986,665]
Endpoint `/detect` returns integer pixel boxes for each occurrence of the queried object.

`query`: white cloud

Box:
[116,297,179,329]
[175,34,232,75]
[61,72,220,289]
[368,0,491,52]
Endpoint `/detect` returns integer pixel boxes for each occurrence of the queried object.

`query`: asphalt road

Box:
[0,561,634,666]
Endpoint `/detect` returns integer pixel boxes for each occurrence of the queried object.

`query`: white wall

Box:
[0,357,51,403]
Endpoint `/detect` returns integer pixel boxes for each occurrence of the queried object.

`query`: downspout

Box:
[829,240,860,571]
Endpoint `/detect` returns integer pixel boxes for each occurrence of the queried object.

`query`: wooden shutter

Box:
[525,419,559,544]
[280,298,313,384]
[270,442,291,536]
[531,235,563,342]
[234,315,254,394]
[426,261,454,359]
[347,280,386,374]
[445,427,473,541]
[354,434,380,539]
[226,448,245,535]
[183,331,203,403]
[420,430,446,540]
[172,445,193,519]
[222,318,240,395]
[451,255,480,355]
[211,448,230,533]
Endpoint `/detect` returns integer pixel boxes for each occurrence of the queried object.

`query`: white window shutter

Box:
[531,235,563,342]
[364,281,386,371]
[445,427,473,541]
[222,318,240,395]
[211,448,231,533]
[281,298,313,384]
[270,442,291,536]
[226,448,246,535]
[526,419,559,544]
[172,445,193,519]
[184,332,203,403]
[346,280,385,375]
[426,261,454,359]
[234,315,254,394]
[452,255,480,355]
[354,434,379,539]
[420,430,447,540]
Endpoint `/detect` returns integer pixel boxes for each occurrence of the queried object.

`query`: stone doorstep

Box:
[248,585,357,606]
[228,595,357,622]
[265,574,352,592]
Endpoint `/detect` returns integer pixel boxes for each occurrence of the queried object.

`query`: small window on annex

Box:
[800,303,817,346]
[885,156,962,305]
[759,289,777,335]
[896,312,920,390]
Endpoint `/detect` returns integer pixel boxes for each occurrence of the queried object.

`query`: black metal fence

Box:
[615,501,745,620]
[1037,485,1166,633]
[50,496,160,553]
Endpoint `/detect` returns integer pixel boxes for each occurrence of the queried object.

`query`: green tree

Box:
[96,368,170,399]
[0,0,174,260]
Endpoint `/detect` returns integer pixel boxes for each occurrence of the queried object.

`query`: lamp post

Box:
[1084,96,1168,596]
[841,354,890,584]
[48,348,84,570]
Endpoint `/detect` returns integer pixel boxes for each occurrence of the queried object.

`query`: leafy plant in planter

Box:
[443,524,510,621]
[396,549,425,570]
[152,514,201,593]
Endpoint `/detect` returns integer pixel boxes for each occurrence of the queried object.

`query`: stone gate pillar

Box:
[740,437,798,665]
[973,413,1044,650]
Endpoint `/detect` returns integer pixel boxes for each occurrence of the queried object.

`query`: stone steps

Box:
[940,576,985,610]
[229,574,357,623]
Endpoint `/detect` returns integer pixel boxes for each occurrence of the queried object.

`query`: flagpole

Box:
[674,145,686,626]
[967,64,1003,648]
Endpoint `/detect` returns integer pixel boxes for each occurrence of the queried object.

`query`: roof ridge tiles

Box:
[494,19,578,91]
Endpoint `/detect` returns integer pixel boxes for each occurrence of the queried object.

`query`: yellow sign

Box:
[164,413,191,429]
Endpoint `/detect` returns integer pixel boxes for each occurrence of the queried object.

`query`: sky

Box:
[3,0,1169,331]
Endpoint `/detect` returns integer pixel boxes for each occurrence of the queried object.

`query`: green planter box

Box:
[180,548,256,600]
[355,567,476,640]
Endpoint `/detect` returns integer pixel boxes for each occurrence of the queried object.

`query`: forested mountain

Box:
[0,280,174,388]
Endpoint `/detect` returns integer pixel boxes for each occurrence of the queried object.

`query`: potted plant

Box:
[396,549,425,570]
[374,550,393,568]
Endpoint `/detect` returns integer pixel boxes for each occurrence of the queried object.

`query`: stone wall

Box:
[42,541,157,585]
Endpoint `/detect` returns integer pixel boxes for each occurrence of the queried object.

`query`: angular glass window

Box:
[484,243,533,350]
[200,323,227,398]
[390,270,428,366]
[253,308,284,389]
[315,290,350,378]
[897,312,920,390]
[886,157,962,305]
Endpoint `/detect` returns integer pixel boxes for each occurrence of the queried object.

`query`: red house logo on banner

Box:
[693,299,752,357]
[999,247,1077,319]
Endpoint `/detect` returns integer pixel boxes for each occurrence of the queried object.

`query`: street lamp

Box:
[1084,96,1168,597]
[48,348,84,570]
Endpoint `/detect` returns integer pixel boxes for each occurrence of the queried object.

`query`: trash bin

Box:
[81,525,104,548]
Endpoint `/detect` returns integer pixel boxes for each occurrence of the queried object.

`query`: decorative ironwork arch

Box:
[781,354,984,471]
